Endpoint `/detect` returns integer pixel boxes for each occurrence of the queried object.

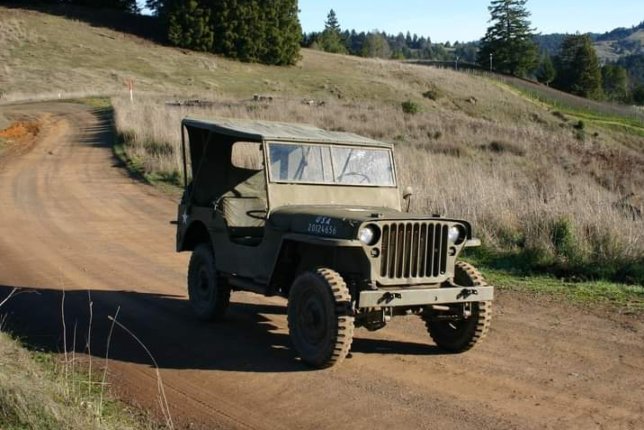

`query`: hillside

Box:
[594,27,644,63]
[535,22,644,60]
[0,6,643,429]
[1,5,643,283]
[535,22,644,88]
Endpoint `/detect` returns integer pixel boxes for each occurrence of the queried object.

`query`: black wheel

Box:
[287,268,354,368]
[187,244,230,321]
[422,261,492,352]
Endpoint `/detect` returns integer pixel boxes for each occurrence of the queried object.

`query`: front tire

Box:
[187,244,230,321]
[287,268,354,368]
[422,261,492,352]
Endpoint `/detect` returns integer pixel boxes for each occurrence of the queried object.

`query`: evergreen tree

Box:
[536,54,556,85]
[632,85,644,105]
[616,54,644,89]
[151,0,300,65]
[167,0,213,52]
[602,64,630,102]
[263,0,302,65]
[477,0,538,76]
[324,9,341,32]
[361,32,391,58]
[553,34,603,99]
[318,9,347,54]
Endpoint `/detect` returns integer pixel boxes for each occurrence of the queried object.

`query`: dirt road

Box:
[0,102,642,429]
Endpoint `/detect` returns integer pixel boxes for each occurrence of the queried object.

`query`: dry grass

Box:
[113,93,644,283]
[0,287,159,430]
[0,330,150,430]
[2,5,642,282]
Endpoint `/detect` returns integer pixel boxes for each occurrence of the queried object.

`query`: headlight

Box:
[358,226,378,245]
[448,225,465,244]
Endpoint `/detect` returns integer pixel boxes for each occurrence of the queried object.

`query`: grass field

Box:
[1,5,643,287]
[0,294,147,430]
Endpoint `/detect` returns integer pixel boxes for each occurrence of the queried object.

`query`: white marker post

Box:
[126,79,134,103]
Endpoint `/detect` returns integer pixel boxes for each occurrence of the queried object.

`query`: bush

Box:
[401,100,421,115]
[482,140,526,156]
[551,217,581,264]
[422,88,443,101]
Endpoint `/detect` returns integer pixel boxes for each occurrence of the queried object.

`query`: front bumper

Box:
[357,285,494,308]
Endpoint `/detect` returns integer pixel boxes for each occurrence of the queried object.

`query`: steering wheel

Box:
[338,172,371,184]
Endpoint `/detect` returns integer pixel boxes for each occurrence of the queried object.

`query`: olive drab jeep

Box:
[175,118,494,368]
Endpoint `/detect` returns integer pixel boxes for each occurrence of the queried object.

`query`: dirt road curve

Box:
[0,102,642,429]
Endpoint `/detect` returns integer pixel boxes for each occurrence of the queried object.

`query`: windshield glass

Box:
[268,142,395,186]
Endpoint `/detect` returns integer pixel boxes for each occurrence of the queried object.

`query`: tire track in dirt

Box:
[0,102,642,430]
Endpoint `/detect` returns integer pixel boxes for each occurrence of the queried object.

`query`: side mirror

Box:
[403,186,413,212]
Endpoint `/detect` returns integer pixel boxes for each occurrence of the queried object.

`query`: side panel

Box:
[179,205,278,284]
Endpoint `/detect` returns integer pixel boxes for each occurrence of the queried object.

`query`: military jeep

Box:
[175,117,493,368]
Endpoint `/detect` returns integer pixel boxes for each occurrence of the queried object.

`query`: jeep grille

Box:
[379,222,448,279]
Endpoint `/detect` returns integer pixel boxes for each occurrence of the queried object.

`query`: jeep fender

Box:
[178,220,211,252]
[268,233,366,295]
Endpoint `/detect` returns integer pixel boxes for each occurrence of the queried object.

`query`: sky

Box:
[298,0,644,43]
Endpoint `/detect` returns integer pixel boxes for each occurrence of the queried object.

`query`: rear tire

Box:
[187,244,230,321]
[422,261,492,352]
[287,268,354,368]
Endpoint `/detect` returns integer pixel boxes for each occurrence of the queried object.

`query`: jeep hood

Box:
[268,205,471,240]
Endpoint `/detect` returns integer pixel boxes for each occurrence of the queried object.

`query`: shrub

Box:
[401,100,421,115]
[422,88,443,101]
[552,217,579,263]
[482,140,526,156]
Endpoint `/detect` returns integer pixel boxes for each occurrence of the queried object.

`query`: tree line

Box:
[149,0,301,65]
[307,3,643,105]
[36,0,302,65]
[301,10,475,62]
[477,1,641,103]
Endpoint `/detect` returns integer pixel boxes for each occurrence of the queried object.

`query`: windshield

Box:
[268,142,395,186]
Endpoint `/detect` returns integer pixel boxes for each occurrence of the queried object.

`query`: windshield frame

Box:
[266,141,398,188]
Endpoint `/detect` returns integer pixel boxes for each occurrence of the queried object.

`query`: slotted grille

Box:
[379,222,448,279]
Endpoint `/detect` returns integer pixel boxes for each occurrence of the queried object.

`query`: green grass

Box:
[482,268,644,313]
[70,96,112,110]
[493,78,644,132]
[113,132,183,196]
[0,332,149,430]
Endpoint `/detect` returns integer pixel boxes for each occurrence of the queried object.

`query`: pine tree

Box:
[553,34,603,99]
[324,9,341,32]
[319,9,347,54]
[536,54,556,85]
[167,0,213,52]
[477,0,539,76]
[601,64,629,102]
[149,0,301,65]
[633,85,644,105]
[262,0,302,65]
